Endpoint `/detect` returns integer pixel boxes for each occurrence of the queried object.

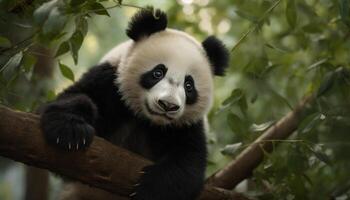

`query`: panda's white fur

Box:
[101,29,214,126]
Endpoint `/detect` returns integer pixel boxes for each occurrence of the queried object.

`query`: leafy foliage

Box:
[0,0,350,199]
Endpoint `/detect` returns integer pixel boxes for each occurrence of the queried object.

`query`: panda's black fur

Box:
[41,8,229,200]
[202,36,230,76]
[126,7,168,41]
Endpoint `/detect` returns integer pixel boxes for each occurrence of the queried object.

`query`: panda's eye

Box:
[153,69,163,79]
[185,81,193,92]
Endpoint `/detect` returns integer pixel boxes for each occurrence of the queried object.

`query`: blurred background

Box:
[0,0,350,199]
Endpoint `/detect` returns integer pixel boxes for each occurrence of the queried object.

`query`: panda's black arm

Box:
[133,121,207,200]
[40,63,126,150]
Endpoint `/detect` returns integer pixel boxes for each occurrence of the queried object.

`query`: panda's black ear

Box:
[202,36,230,76]
[126,7,167,41]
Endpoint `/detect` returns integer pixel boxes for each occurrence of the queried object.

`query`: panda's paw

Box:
[130,165,166,200]
[41,112,95,151]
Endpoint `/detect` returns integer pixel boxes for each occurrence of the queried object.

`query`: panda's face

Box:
[140,63,192,123]
[117,30,214,125]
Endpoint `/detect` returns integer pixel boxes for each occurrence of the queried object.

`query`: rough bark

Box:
[206,95,314,189]
[0,105,246,200]
[199,186,251,200]
[25,166,49,200]
[25,45,54,200]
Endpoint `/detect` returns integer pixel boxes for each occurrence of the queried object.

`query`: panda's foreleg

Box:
[40,94,98,151]
[40,63,122,151]
[131,123,207,200]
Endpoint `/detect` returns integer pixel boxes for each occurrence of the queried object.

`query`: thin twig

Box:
[231,0,283,52]
[0,31,37,54]
[82,2,149,16]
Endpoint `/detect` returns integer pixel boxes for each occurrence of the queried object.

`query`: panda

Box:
[40,8,229,200]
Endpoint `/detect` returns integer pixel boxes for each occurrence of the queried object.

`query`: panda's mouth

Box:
[145,101,174,121]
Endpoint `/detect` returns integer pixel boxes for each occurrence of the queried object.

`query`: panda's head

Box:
[116,8,229,126]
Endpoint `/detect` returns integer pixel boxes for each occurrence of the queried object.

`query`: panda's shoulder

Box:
[62,62,119,99]
[99,40,133,67]
[78,62,117,87]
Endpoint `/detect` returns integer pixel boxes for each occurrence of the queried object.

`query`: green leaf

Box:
[261,64,280,77]
[265,44,287,53]
[310,147,332,165]
[272,90,293,110]
[222,89,243,106]
[43,7,67,35]
[307,58,328,71]
[22,54,37,73]
[75,17,88,36]
[55,41,70,57]
[70,0,86,7]
[0,51,23,81]
[0,36,11,48]
[302,173,313,186]
[250,120,275,132]
[238,94,248,115]
[250,93,258,103]
[33,0,60,25]
[235,10,258,22]
[89,2,110,16]
[227,113,246,134]
[339,0,350,28]
[298,113,324,134]
[220,142,242,156]
[286,0,297,28]
[69,31,84,64]
[59,62,75,82]
[317,71,336,97]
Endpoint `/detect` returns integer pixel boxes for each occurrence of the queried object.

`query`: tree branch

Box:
[0,105,248,200]
[207,96,313,189]
[206,95,314,189]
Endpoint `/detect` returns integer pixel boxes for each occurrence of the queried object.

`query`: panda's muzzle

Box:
[145,101,175,121]
[157,99,180,112]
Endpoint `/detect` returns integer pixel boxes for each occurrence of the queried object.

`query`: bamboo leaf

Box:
[220,143,242,156]
[317,71,336,97]
[59,62,75,82]
[69,31,84,65]
[55,41,70,57]
[298,113,325,134]
[286,0,297,28]
[227,113,246,135]
[222,89,243,106]
[89,2,110,16]
[1,51,23,81]
[250,120,275,132]
[309,147,332,165]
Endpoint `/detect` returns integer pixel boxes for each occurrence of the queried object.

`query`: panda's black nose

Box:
[158,99,180,112]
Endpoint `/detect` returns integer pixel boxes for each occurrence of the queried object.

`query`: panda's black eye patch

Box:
[184,75,198,105]
[140,64,167,89]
